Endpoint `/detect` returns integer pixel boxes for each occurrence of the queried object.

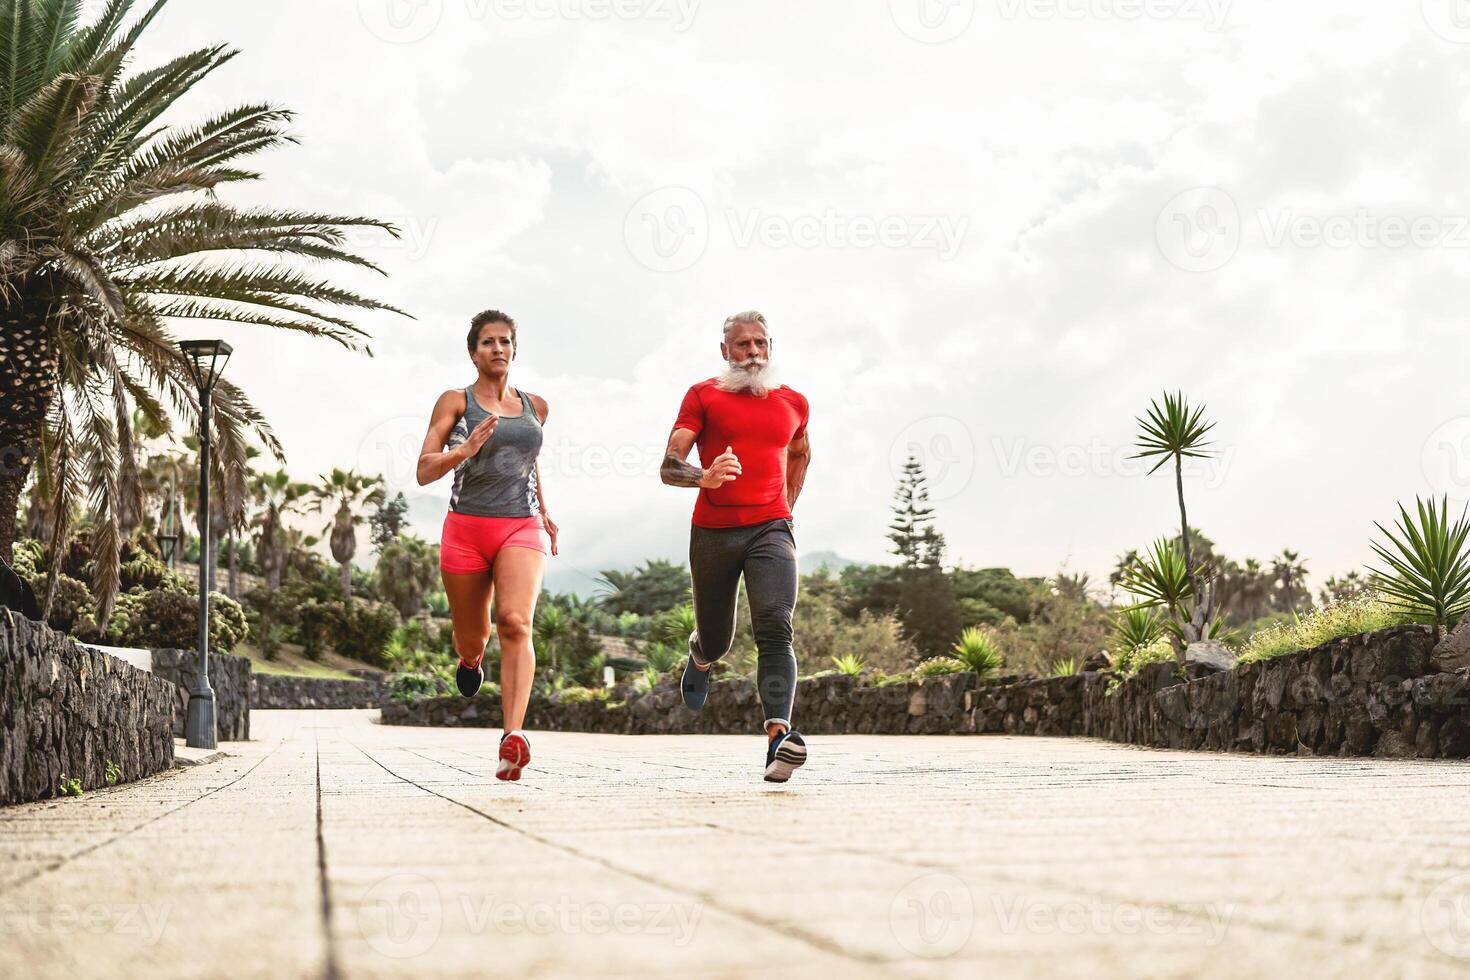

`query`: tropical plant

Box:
[831,652,865,678]
[1117,538,1193,657]
[649,603,697,650]
[951,626,1003,680]
[1050,657,1079,677]
[310,469,385,600]
[643,641,681,674]
[912,656,970,678]
[596,560,690,616]
[1132,391,1218,646]
[1319,571,1370,606]
[1110,605,1165,658]
[0,0,403,624]
[1368,496,1470,642]
[251,468,310,589]
[378,534,439,618]
[1237,597,1411,664]
[534,604,571,675]
[1272,549,1310,615]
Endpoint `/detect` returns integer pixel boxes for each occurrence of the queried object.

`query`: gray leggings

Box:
[689,518,799,729]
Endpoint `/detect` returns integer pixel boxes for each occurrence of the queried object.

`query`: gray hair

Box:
[722,310,769,340]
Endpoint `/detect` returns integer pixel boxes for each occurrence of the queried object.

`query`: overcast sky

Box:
[129,1,1470,595]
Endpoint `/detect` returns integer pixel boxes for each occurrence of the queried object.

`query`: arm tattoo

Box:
[661,453,704,488]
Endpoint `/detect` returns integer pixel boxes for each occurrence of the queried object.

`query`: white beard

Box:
[716,356,779,397]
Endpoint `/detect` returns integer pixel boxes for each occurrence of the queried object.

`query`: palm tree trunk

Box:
[228,528,239,598]
[1174,453,1199,650]
[340,560,352,601]
[0,287,60,562]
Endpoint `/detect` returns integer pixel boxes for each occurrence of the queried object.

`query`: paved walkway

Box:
[3,710,1470,978]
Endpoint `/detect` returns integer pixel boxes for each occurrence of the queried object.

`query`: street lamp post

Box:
[179,339,232,750]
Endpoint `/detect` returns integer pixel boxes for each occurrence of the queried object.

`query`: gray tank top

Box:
[447,387,542,518]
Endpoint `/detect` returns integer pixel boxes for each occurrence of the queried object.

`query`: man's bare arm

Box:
[661,428,704,488]
[786,433,810,509]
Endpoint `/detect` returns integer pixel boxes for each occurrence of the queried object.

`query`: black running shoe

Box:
[764,730,807,783]
[456,660,483,697]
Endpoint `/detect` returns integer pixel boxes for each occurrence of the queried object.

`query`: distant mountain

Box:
[800,550,862,575]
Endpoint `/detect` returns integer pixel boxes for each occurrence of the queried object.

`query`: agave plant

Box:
[1110,604,1165,657]
[1369,495,1470,643]
[0,0,403,620]
[1118,538,1196,659]
[831,652,865,678]
[1050,657,1079,678]
[951,626,1003,680]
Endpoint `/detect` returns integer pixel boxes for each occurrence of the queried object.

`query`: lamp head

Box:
[178,339,233,394]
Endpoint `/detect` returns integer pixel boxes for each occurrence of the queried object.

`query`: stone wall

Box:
[252,673,385,710]
[381,626,1470,761]
[1,615,176,805]
[151,649,252,742]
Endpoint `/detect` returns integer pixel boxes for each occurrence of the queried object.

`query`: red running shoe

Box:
[497,731,530,781]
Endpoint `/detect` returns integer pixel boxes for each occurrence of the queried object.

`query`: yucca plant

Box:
[951,626,1003,680]
[831,652,865,678]
[1369,496,1470,643]
[1111,604,1165,657]
[650,603,697,650]
[1050,657,1079,677]
[0,0,404,621]
[533,604,570,676]
[1132,391,1220,648]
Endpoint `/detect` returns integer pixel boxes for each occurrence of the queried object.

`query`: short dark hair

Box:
[467,310,517,352]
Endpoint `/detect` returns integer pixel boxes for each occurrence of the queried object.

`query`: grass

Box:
[1236,597,1415,665]
[234,641,373,681]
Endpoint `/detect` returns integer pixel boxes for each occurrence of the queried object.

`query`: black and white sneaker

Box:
[763,730,807,783]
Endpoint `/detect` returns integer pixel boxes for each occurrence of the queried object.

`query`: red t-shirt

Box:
[673,379,809,529]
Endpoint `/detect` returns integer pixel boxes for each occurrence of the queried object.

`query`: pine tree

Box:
[888,454,944,569]
[887,453,961,658]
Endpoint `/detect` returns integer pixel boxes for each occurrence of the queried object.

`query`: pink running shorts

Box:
[439,512,550,574]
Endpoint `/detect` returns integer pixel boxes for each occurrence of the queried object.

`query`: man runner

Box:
[660,310,812,782]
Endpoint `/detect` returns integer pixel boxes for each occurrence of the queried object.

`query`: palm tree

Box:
[535,605,571,676]
[1272,549,1309,615]
[0,0,404,621]
[1133,391,1218,647]
[251,468,310,589]
[378,534,439,619]
[310,468,384,600]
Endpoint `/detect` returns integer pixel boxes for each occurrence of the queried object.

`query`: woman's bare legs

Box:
[442,569,495,668]
[492,546,546,731]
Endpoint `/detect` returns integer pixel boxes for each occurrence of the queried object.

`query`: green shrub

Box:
[1237,598,1412,665]
[106,587,247,652]
[334,600,401,666]
[556,686,611,705]
[952,626,1004,680]
[29,573,92,633]
[1051,657,1079,677]
[912,656,969,678]
[1110,635,1176,681]
[11,538,46,577]
[831,653,865,678]
[388,672,451,701]
[874,671,913,686]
